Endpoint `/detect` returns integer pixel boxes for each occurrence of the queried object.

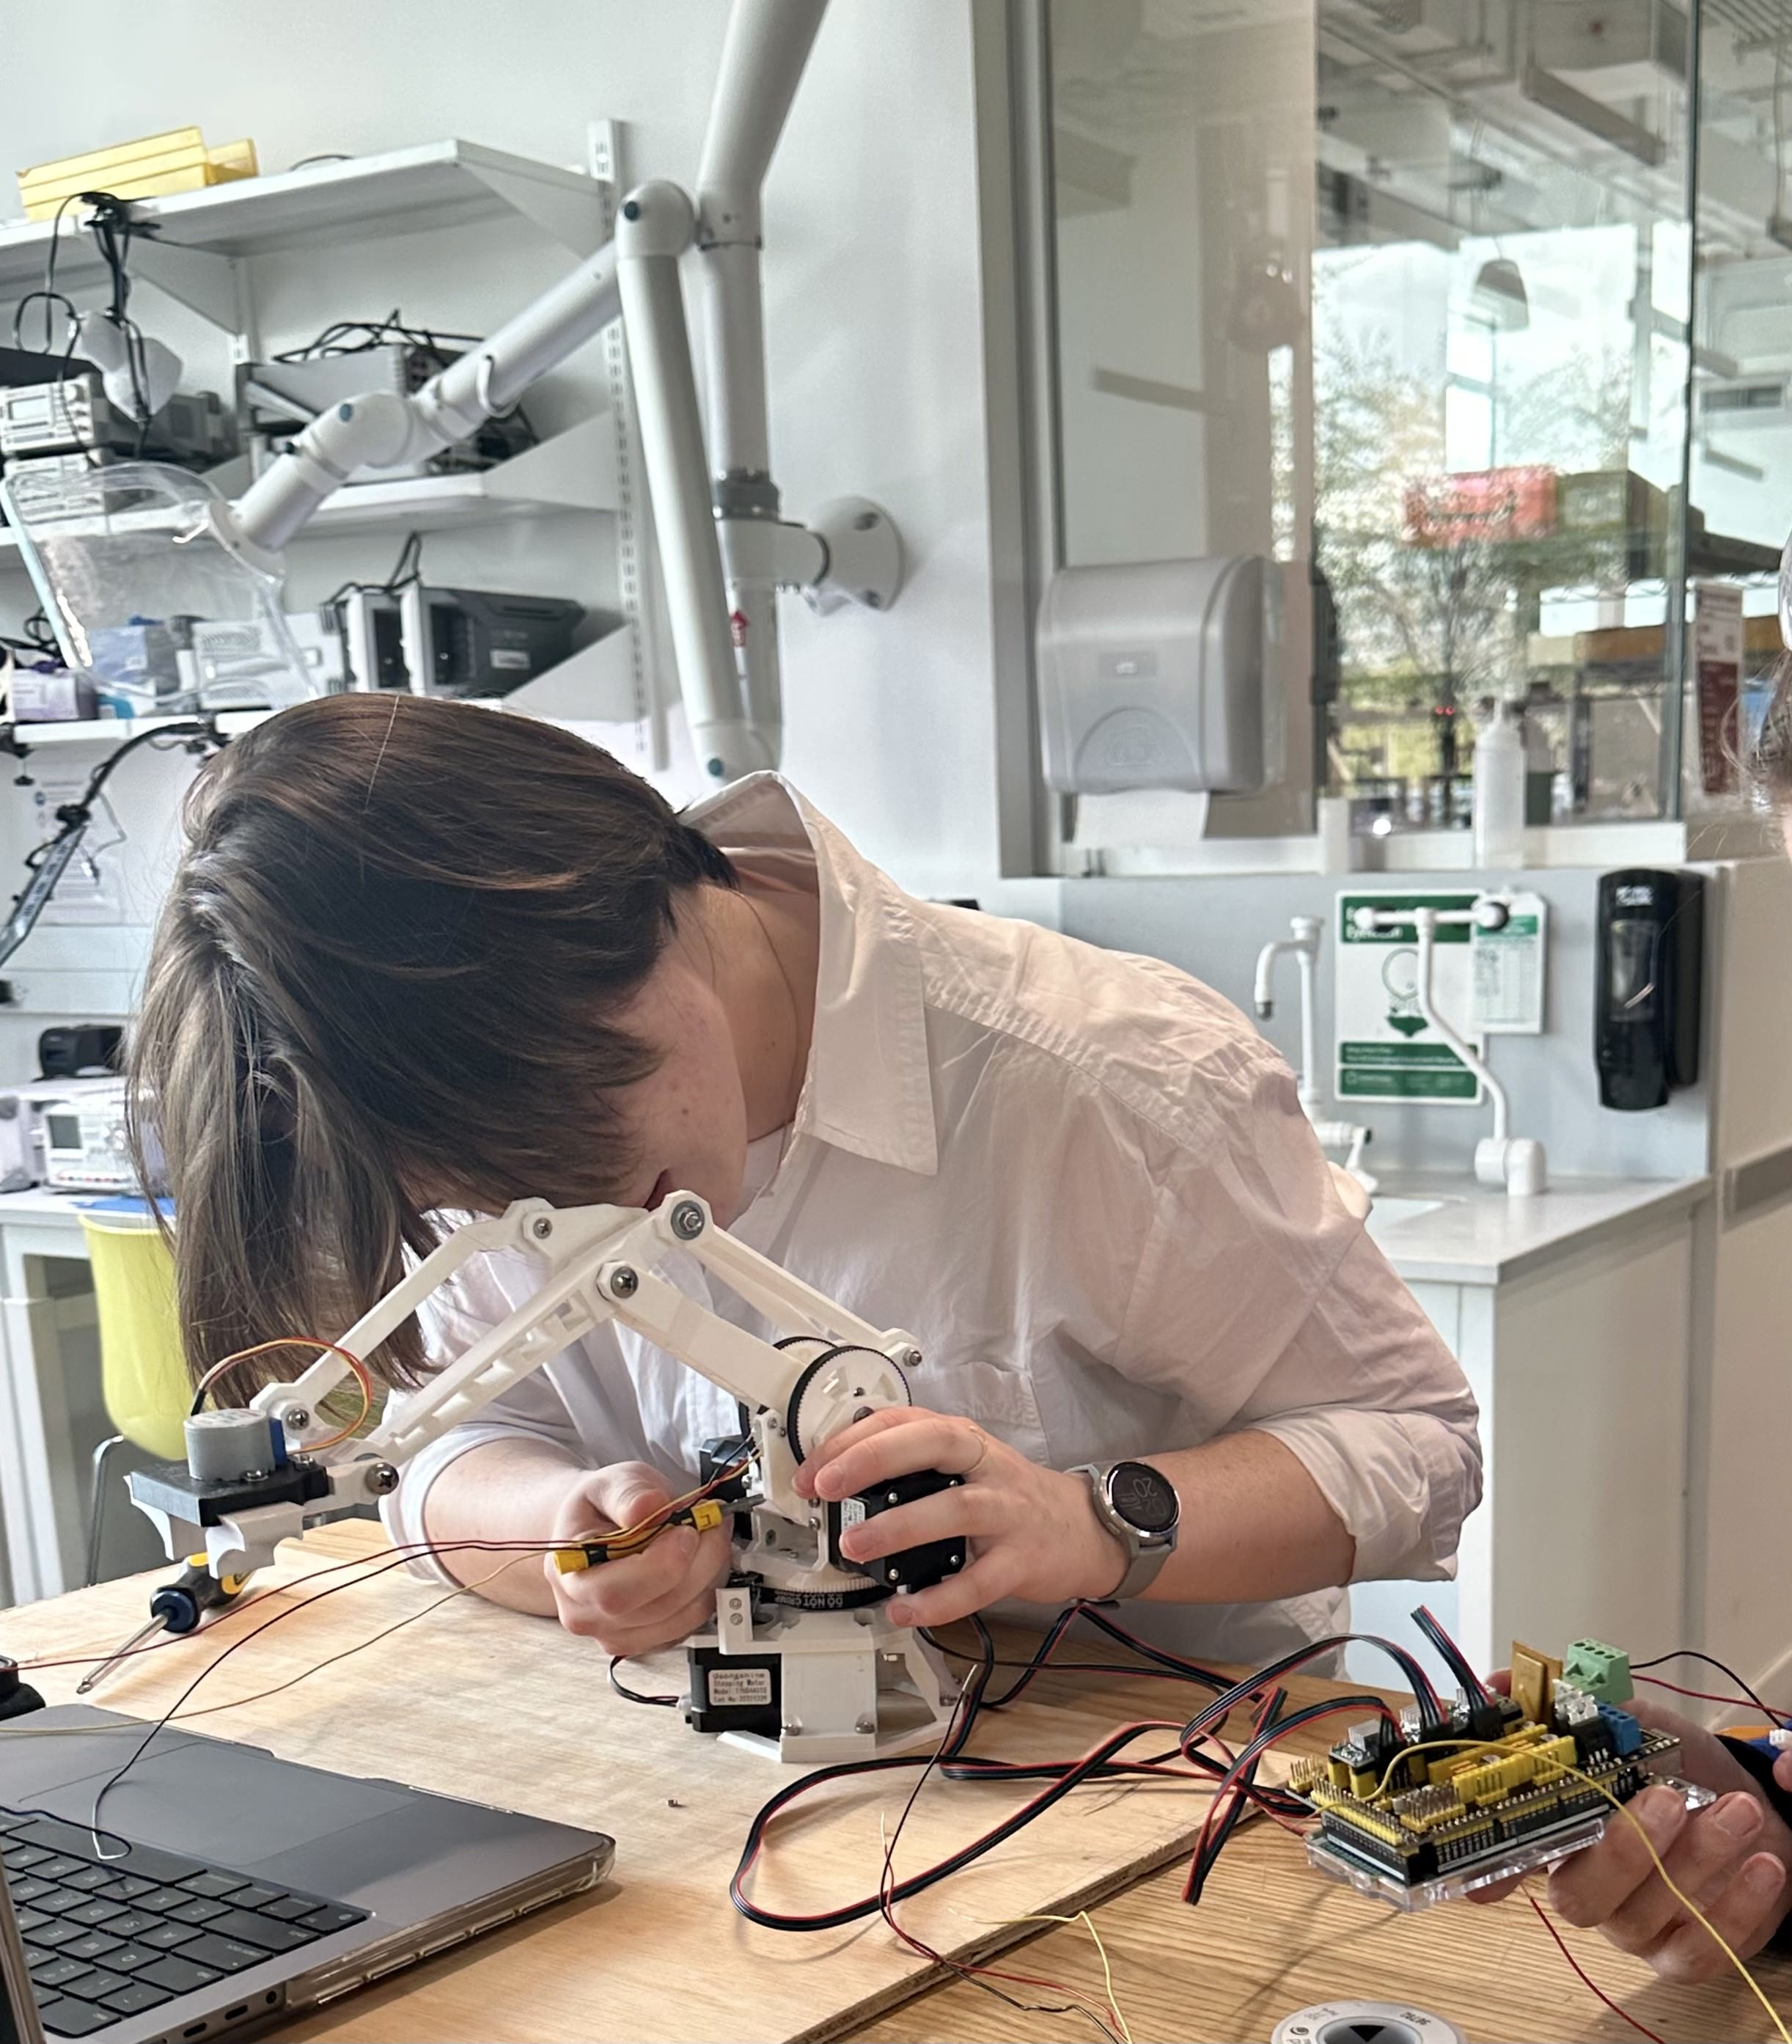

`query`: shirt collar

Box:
[686,774,939,1177]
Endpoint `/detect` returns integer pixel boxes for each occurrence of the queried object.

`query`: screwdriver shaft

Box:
[74,1615,166,1696]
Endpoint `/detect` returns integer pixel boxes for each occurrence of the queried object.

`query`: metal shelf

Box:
[6,634,639,745]
[0,140,610,322]
[0,414,616,566]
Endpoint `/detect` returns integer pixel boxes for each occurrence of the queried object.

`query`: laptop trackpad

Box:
[100,1737,411,1866]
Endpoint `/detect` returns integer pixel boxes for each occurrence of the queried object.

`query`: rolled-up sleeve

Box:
[377,1264,588,1583]
[1238,1228,1482,1581]
[1106,1042,1482,1584]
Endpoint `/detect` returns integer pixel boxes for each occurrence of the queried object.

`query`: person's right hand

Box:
[543,1462,732,1657]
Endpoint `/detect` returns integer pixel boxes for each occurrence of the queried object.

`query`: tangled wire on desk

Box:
[9,1528,1788,2044]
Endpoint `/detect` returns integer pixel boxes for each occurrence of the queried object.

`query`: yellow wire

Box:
[987,1913,1133,2044]
[1359,1735,1792,2041]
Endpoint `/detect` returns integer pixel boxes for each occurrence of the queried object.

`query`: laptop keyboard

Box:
[3,1808,368,2038]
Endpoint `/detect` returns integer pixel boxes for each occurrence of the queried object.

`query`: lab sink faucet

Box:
[1348,899,1547,1197]
[1254,915,1376,1193]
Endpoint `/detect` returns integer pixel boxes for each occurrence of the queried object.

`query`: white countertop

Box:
[1365,1171,1713,1286]
[0,1186,146,1225]
[0,1177,1716,1287]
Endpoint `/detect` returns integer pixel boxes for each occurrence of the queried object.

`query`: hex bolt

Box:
[669,1200,705,1241]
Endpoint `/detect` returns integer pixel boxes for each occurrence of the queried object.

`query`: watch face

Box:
[1106,1460,1178,1536]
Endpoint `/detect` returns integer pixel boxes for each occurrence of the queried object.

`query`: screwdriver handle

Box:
[147,1556,254,1635]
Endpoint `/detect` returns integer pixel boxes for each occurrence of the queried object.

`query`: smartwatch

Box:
[1070,1459,1180,1600]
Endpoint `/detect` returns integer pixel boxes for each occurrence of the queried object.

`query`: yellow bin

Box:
[78,1208,190,1463]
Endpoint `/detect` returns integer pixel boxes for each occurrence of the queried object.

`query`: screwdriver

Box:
[76,1556,254,1696]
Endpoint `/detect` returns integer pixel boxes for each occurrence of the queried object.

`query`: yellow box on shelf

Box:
[18,128,258,219]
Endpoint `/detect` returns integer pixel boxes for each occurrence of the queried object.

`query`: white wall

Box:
[0,0,1010,1073]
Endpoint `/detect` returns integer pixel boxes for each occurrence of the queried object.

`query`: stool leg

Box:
[86,1434,126,1586]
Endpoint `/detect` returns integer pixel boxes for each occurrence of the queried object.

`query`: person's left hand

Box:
[1469,1680,1792,1983]
[792,1404,1126,1627]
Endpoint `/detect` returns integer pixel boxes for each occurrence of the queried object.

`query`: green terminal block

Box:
[1563,1638,1633,1705]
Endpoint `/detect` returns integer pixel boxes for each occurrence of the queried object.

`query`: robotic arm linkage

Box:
[125,1193,961,1763]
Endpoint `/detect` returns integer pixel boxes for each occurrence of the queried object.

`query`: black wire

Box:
[1631,1651,1790,1726]
[273,312,484,364]
[21,719,220,876]
[1186,1684,1287,1905]
[608,1655,679,1709]
[322,528,424,618]
[10,193,84,348]
[1172,1633,1446,1752]
[1413,1601,1490,1707]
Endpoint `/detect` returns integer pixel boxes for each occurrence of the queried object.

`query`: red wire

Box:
[1635,1674,1792,1724]
[1526,1891,1667,2044]
[1183,1688,1279,1901]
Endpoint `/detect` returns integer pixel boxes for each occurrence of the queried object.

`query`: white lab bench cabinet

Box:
[1348,1175,1708,1692]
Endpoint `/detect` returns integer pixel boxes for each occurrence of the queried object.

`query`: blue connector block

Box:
[1598,1702,1643,1757]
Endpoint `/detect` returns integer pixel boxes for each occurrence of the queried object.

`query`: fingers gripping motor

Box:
[781,1338,966,1597]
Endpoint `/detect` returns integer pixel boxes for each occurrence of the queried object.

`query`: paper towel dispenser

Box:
[1036,555,1267,795]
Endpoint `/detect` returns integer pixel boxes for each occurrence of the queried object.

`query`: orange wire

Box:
[191,1336,374,1452]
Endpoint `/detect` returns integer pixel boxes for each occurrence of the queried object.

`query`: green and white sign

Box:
[1470,890,1547,1035]
[1336,892,1483,1104]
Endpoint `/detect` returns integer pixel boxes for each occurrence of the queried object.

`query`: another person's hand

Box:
[1470,1679,1792,1983]
[792,1405,1125,1627]
[544,1461,732,1657]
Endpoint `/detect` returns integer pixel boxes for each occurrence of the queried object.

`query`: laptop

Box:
[1,1704,613,2043]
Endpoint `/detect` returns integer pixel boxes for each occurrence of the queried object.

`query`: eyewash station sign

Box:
[1336,890,1546,1105]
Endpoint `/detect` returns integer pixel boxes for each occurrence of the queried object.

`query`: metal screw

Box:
[782,1718,801,1735]
[609,1266,639,1297]
[669,1199,705,1241]
[901,1348,922,1369]
[284,1407,311,1432]
[530,1215,554,1241]
[886,1564,900,1582]
[856,1714,876,1735]
[368,1462,400,1495]
[886,1490,900,1506]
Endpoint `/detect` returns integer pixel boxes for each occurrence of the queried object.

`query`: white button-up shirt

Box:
[383,776,1480,1663]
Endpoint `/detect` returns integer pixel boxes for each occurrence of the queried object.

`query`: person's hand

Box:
[792,1406,1126,1627]
[543,1462,732,1657]
[1469,1677,1792,1982]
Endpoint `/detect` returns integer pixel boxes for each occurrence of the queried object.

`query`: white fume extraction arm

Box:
[1254,915,1376,1195]
[199,0,900,780]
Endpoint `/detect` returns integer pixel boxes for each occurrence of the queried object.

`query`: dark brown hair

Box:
[128,694,736,1390]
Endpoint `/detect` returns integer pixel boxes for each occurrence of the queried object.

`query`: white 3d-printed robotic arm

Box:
[126,1192,960,1763]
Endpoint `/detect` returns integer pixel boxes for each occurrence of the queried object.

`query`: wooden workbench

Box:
[2,1526,1784,2043]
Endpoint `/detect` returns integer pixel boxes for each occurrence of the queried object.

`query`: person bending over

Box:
[132,694,1480,1667]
